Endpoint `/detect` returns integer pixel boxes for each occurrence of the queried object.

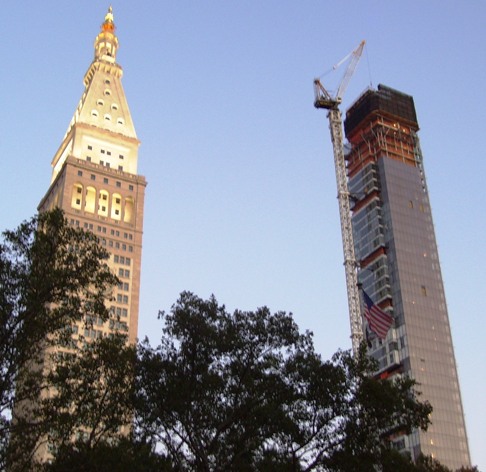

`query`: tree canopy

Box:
[132,291,432,471]
[0,209,118,470]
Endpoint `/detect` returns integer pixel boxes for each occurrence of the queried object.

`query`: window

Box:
[117,118,125,125]
[91,110,99,117]
[90,174,96,180]
[85,187,96,213]
[78,171,83,176]
[111,103,118,110]
[97,99,104,106]
[86,156,91,162]
[107,151,111,156]
[88,145,93,150]
[104,89,111,96]
[114,255,119,263]
[101,149,105,154]
[103,177,108,184]
[71,184,83,209]
[128,185,133,191]
[116,181,121,188]
[124,270,130,277]
[118,165,124,171]
[421,285,427,296]
[105,79,111,85]
[119,154,124,160]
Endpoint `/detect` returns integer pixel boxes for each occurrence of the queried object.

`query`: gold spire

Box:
[94,6,118,62]
[102,6,115,33]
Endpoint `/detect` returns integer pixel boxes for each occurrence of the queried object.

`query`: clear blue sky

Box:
[1,1,485,469]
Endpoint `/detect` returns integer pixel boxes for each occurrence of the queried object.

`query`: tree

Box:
[134,291,432,471]
[41,334,136,453]
[0,209,118,470]
[43,437,172,472]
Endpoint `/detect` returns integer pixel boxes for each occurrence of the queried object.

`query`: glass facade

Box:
[345,85,470,469]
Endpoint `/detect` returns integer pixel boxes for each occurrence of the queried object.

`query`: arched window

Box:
[71,183,83,209]
[85,186,96,213]
[111,192,122,220]
[124,197,134,223]
[98,190,109,217]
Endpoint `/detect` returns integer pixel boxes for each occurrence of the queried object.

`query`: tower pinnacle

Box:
[103,6,115,32]
[94,6,118,62]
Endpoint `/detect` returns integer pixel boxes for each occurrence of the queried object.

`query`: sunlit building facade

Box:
[38,7,146,346]
[344,85,470,469]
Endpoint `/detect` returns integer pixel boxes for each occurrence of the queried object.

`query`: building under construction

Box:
[344,85,470,468]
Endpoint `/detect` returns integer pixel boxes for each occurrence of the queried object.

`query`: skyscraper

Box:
[38,7,146,345]
[344,85,470,469]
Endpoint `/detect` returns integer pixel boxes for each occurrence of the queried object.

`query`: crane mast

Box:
[314,40,365,354]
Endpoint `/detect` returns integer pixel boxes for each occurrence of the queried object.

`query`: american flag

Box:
[362,290,393,339]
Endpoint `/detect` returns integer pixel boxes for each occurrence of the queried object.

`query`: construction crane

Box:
[314,40,365,355]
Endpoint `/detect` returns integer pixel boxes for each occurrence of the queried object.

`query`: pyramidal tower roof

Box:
[52,7,140,181]
[64,6,137,140]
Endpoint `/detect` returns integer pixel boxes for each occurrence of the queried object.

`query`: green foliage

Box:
[42,334,135,451]
[42,438,172,472]
[0,209,118,470]
[134,292,433,471]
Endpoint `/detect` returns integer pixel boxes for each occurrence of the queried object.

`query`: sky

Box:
[1,1,485,469]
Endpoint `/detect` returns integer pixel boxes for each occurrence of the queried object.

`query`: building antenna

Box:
[364,42,374,89]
